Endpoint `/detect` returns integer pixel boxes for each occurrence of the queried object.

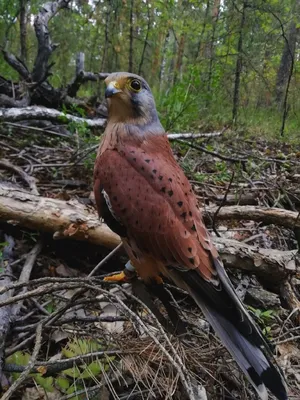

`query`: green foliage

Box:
[5,351,54,392]
[6,338,115,397]
[156,67,202,131]
[1,1,300,140]
[248,306,276,338]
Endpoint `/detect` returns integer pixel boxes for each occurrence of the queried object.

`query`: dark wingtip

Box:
[261,367,288,400]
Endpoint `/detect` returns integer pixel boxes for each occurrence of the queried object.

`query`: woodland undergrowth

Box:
[0,120,299,400]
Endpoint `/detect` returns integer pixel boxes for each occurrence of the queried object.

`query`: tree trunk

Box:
[128,0,134,73]
[19,0,28,64]
[232,1,246,124]
[158,31,170,87]
[138,0,151,76]
[101,2,110,72]
[195,0,210,60]
[173,33,185,84]
[206,0,220,104]
[275,18,298,108]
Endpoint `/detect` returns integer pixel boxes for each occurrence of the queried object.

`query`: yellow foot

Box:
[152,276,164,285]
[103,270,136,283]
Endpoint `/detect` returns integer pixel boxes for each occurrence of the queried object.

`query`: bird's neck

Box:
[100,118,166,153]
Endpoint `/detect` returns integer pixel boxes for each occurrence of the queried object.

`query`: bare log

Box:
[0,184,120,249]
[0,106,106,128]
[0,184,298,281]
[213,237,298,283]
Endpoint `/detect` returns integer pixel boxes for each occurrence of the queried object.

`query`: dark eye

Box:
[130,79,141,91]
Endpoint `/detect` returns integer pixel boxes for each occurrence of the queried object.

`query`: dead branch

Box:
[1,51,29,80]
[0,184,298,281]
[0,106,106,128]
[176,139,247,164]
[0,94,29,108]
[3,349,125,376]
[66,52,109,97]
[32,0,71,83]
[167,131,224,140]
[205,204,300,229]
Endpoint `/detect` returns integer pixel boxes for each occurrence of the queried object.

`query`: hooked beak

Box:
[105,81,122,98]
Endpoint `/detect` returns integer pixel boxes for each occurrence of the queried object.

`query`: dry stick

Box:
[3,121,72,139]
[0,159,39,195]
[211,170,235,237]
[11,241,43,319]
[167,131,224,140]
[41,244,124,331]
[13,315,127,331]
[0,282,87,309]
[175,139,247,164]
[4,350,125,375]
[0,277,95,296]
[5,294,104,356]
[1,324,42,400]
[88,242,123,277]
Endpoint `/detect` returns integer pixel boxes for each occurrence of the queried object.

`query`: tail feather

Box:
[168,262,288,400]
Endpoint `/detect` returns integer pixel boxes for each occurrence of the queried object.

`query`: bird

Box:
[93,72,288,400]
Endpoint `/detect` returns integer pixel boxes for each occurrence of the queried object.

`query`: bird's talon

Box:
[103,270,136,283]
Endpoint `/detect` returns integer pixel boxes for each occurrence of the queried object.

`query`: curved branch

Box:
[32,0,71,83]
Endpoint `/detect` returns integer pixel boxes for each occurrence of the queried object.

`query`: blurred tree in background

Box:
[0,0,300,137]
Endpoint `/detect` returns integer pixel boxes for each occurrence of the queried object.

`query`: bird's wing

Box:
[94,135,217,281]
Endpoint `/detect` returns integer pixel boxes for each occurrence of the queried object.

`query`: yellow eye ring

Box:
[129,79,141,92]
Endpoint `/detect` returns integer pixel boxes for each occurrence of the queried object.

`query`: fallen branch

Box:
[206,204,300,230]
[0,184,298,280]
[167,131,224,140]
[176,139,247,164]
[0,106,106,128]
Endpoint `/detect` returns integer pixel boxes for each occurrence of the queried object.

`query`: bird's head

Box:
[104,72,160,126]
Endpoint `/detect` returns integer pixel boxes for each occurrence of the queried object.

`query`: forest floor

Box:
[0,124,299,400]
